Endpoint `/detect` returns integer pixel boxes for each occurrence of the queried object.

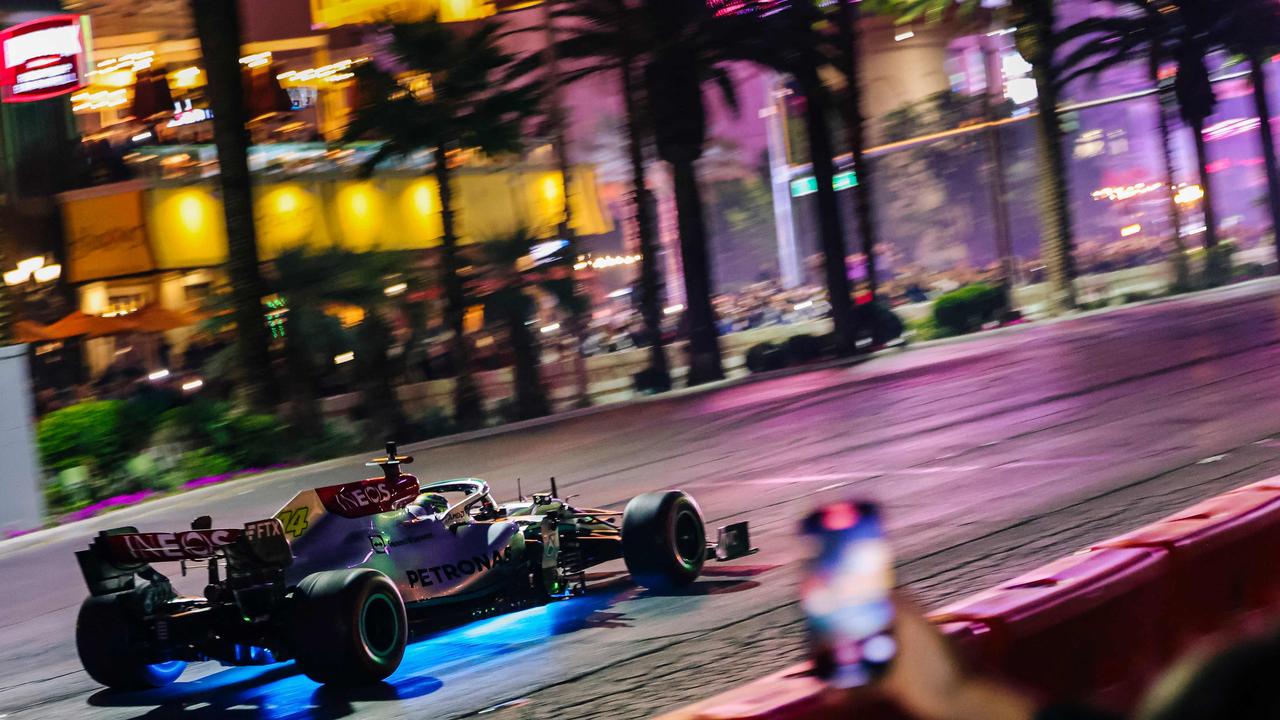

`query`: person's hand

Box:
[878,596,1038,720]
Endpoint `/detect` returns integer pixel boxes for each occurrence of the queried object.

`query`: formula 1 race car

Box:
[74,443,752,689]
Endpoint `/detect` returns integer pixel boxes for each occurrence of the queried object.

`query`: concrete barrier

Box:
[0,344,43,532]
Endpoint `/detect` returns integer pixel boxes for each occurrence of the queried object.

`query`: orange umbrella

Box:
[13,320,54,343]
[126,305,204,333]
[42,311,135,339]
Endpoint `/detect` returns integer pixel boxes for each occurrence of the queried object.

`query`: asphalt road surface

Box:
[8,280,1280,720]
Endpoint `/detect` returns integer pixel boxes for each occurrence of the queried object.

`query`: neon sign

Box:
[0,15,92,103]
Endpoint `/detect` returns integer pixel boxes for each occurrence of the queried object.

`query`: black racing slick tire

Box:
[289,569,407,686]
[622,491,707,590]
[76,594,187,690]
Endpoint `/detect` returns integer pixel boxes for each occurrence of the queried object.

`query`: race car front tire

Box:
[622,491,707,590]
[76,594,187,690]
[289,569,407,685]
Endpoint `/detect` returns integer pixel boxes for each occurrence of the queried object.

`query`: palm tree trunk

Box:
[622,59,671,391]
[1190,117,1218,249]
[670,159,724,385]
[1155,79,1190,291]
[358,310,408,440]
[434,145,484,429]
[835,0,879,301]
[283,309,323,436]
[541,0,591,409]
[800,75,858,356]
[1249,53,1280,269]
[506,303,550,420]
[191,0,275,410]
[1030,62,1077,313]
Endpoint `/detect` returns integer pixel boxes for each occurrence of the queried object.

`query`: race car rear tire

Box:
[622,491,706,590]
[289,569,407,686]
[76,594,187,690]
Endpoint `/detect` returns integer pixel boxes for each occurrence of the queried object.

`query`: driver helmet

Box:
[408,492,449,517]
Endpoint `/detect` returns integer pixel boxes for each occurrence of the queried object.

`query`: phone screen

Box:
[800,501,896,688]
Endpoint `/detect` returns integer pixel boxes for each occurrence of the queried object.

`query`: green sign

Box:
[789,171,858,197]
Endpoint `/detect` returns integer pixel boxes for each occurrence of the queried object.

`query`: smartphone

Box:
[800,501,896,688]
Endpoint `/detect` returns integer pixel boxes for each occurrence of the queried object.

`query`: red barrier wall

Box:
[658,476,1280,720]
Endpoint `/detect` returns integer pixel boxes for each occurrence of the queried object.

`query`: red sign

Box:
[0,15,91,103]
[315,474,420,519]
[104,529,243,563]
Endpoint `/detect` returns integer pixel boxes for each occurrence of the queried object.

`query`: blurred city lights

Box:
[664,304,685,316]
[384,282,408,297]
[541,323,561,334]
[16,257,44,273]
[181,379,204,392]
[1202,117,1260,142]
[334,351,355,365]
[1120,223,1142,237]
[33,264,61,283]
[574,254,642,271]
[239,51,272,69]
[1091,182,1162,202]
[148,369,170,381]
[1175,184,1205,205]
[894,30,914,42]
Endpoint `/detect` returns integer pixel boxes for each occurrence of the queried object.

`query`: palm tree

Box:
[1055,8,1194,290]
[465,228,578,420]
[834,0,881,302]
[1216,0,1280,269]
[515,0,672,391]
[733,4,860,355]
[881,0,1077,311]
[1056,0,1224,280]
[642,0,747,384]
[346,18,541,430]
[189,0,275,409]
[537,0,593,408]
[270,248,412,439]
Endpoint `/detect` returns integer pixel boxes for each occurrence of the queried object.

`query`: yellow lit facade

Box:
[61,167,611,284]
[309,0,498,28]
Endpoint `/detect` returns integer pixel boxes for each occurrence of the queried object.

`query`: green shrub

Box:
[37,401,127,475]
[411,407,457,442]
[858,302,905,345]
[1202,242,1235,288]
[907,316,944,341]
[118,388,180,451]
[154,399,234,448]
[931,283,1005,336]
[223,413,289,467]
[171,449,237,484]
[299,422,364,462]
[745,341,789,373]
[44,466,91,513]
[1233,262,1265,282]
[156,401,293,468]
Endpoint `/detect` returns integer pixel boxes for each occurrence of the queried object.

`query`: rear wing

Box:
[76,518,291,597]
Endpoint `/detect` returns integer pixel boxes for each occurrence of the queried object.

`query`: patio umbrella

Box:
[126,304,204,333]
[13,320,54,343]
[42,311,135,339]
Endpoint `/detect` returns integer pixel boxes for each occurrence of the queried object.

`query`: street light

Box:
[3,256,61,287]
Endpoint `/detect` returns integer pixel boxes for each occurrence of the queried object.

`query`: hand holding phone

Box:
[801,501,896,688]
